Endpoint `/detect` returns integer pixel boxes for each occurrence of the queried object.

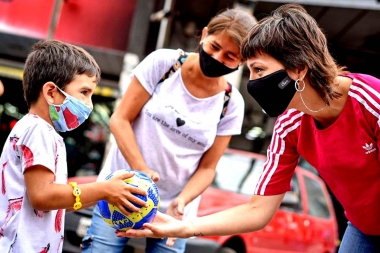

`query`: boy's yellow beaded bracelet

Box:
[69,182,82,210]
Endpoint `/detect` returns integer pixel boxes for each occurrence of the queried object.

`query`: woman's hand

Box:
[164,198,186,246]
[166,197,185,221]
[116,211,191,239]
[141,169,160,182]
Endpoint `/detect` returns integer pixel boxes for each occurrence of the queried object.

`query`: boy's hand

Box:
[116,211,190,239]
[104,171,148,216]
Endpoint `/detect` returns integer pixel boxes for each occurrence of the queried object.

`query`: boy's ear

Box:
[42,82,59,104]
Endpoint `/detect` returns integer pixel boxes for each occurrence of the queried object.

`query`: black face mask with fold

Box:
[199,44,238,78]
[247,69,297,117]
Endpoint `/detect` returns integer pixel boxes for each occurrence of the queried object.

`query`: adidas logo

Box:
[362,143,376,155]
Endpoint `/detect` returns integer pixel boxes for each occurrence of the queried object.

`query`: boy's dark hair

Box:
[23,40,101,107]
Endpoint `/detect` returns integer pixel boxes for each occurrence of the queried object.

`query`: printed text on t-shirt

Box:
[144,109,206,147]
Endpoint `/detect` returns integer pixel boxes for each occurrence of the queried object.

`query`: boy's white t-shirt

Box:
[100,48,245,219]
[0,114,67,252]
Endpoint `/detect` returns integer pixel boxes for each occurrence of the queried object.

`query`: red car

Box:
[195,148,339,253]
[63,148,338,253]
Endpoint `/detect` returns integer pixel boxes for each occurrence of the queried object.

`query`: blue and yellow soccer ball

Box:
[97,169,160,231]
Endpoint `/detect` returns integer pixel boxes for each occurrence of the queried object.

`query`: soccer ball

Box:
[97,169,160,231]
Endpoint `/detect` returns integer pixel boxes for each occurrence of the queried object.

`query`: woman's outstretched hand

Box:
[116,211,191,239]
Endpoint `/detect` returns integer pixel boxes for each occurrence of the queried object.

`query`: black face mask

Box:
[199,44,238,78]
[247,69,296,117]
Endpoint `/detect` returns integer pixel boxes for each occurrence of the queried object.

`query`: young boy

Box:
[0,40,147,252]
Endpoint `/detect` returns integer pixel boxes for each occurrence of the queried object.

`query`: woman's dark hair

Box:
[23,40,101,107]
[241,4,347,104]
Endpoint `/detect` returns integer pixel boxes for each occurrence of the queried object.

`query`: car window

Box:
[214,152,306,212]
[279,173,302,213]
[298,158,318,175]
[304,176,331,219]
[213,153,265,195]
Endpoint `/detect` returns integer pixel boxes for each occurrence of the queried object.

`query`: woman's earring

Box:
[295,79,305,92]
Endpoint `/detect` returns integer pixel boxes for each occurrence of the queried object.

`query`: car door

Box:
[301,173,338,253]
[246,172,308,253]
[233,156,307,253]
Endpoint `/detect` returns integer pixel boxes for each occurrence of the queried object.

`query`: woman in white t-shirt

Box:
[82,8,256,253]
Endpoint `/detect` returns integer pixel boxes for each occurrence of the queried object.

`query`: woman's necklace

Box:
[299,76,342,113]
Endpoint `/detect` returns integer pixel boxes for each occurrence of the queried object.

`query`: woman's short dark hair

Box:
[23,40,101,107]
[241,4,346,104]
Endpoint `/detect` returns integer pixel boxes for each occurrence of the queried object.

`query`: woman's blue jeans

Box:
[338,222,380,253]
[81,205,187,253]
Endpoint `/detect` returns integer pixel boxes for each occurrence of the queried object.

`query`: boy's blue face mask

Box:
[48,86,92,132]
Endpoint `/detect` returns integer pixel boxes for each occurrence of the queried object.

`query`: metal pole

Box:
[47,0,64,40]
[155,0,175,49]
